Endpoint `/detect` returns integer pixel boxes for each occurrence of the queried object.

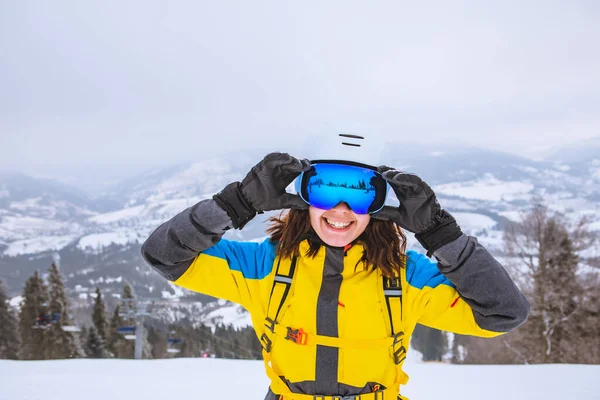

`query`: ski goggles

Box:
[295,160,387,214]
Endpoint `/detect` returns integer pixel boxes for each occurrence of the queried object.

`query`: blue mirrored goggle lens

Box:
[295,163,387,214]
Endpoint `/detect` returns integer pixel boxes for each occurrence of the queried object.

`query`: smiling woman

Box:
[141,150,530,399]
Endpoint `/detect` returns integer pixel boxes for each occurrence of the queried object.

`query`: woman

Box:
[142,152,529,400]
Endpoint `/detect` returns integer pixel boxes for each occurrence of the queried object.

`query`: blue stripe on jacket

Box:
[203,239,453,290]
[406,250,455,290]
[203,238,277,280]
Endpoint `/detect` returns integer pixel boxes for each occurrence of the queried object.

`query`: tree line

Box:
[1,202,598,364]
[0,264,261,360]
[412,202,600,364]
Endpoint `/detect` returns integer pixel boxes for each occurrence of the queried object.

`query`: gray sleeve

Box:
[141,199,233,281]
[433,234,530,332]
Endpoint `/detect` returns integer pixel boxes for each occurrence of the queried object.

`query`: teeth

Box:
[326,218,352,229]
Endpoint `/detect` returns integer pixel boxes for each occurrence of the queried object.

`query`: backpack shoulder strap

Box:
[260,255,298,352]
[260,255,301,396]
[383,273,406,367]
[383,275,403,332]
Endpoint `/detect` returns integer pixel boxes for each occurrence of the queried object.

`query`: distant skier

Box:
[142,151,529,399]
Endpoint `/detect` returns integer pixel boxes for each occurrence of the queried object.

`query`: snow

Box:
[498,210,524,222]
[434,174,534,202]
[202,302,253,331]
[438,198,477,211]
[145,160,242,202]
[3,235,76,256]
[161,282,186,299]
[61,325,81,332]
[452,212,497,233]
[77,231,143,252]
[149,198,204,217]
[0,358,598,400]
[588,220,600,231]
[88,205,145,224]
[0,215,73,240]
[9,295,23,309]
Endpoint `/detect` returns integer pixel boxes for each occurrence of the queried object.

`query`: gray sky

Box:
[1,1,599,188]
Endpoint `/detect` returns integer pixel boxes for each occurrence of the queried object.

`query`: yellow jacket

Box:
[142,200,530,400]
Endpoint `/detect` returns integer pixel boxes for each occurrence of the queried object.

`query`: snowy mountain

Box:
[1,143,599,326]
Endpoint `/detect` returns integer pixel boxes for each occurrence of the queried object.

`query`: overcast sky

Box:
[1,1,599,188]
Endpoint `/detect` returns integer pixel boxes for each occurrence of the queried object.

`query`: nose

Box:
[331,202,351,212]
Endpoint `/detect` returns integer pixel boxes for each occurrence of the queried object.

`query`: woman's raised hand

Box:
[241,152,311,212]
[213,152,311,229]
[373,166,463,256]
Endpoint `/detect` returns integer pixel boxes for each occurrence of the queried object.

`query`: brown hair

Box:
[267,209,407,277]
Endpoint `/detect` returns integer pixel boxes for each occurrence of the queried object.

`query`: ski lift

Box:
[117,326,136,334]
[117,326,137,340]
[33,312,81,332]
[33,312,61,329]
[167,333,183,354]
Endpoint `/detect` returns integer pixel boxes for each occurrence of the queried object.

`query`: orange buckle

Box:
[285,327,308,345]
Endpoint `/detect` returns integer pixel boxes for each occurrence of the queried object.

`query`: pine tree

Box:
[512,215,584,364]
[106,306,122,357]
[122,284,135,311]
[147,327,167,359]
[84,326,106,358]
[411,324,448,361]
[117,284,136,358]
[92,288,107,343]
[45,263,79,359]
[0,281,20,359]
[106,284,137,359]
[18,271,48,360]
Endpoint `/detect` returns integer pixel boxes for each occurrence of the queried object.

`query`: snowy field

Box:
[1,358,598,400]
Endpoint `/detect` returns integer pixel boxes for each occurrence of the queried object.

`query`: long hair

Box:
[267,209,407,277]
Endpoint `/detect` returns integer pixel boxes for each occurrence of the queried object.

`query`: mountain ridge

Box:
[1,144,598,306]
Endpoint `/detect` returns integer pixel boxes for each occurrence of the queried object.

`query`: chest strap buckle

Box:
[285,327,308,345]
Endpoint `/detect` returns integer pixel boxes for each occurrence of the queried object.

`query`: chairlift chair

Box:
[167,335,183,354]
[33,312,60,328]
[116,326,136,335]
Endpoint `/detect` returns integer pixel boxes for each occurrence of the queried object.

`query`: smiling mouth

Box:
[323,217,354,231]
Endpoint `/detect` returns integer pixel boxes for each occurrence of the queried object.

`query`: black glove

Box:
[372,167,462,257]
[213,152,311,229]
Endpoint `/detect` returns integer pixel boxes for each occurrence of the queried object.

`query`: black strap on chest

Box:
[261,256,298,352]
[383,276,403,334]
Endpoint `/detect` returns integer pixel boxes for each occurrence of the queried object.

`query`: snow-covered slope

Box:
[1,357,598,400]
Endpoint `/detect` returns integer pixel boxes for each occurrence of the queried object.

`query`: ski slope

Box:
[1,358,598,400]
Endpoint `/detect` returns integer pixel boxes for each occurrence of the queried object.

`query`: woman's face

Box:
[309,202,371,247]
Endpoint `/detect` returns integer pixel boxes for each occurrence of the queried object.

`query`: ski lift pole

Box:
[134,313,144,360]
